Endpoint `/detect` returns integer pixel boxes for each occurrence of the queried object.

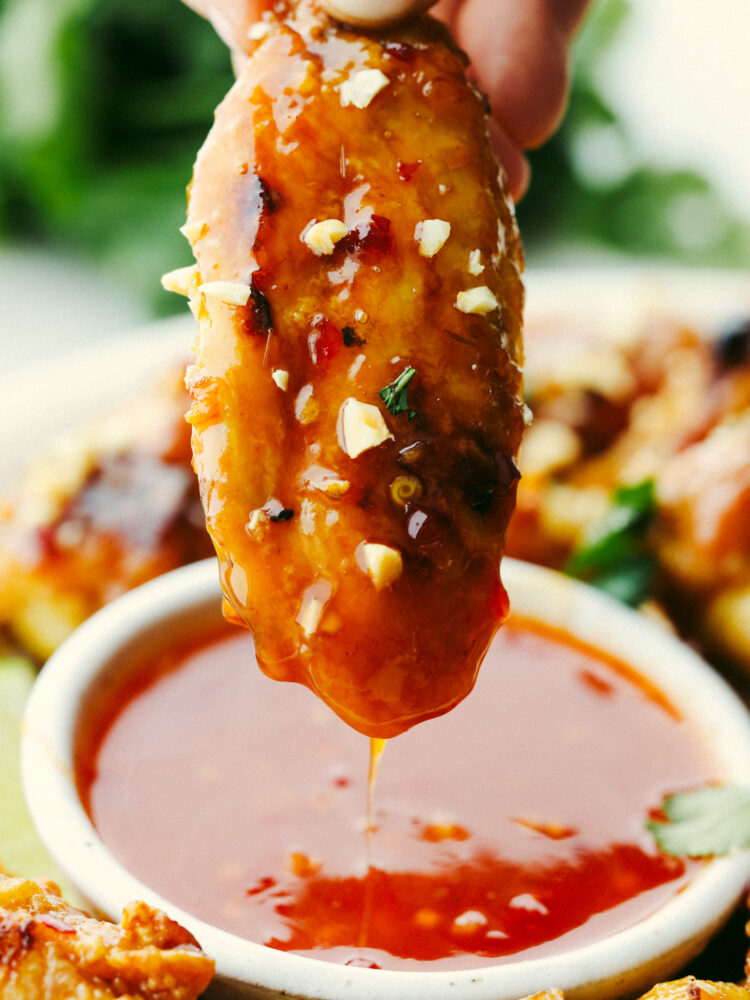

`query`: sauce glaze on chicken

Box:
[182,0,524,737]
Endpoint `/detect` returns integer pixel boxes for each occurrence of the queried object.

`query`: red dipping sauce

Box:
[77,618,716,972]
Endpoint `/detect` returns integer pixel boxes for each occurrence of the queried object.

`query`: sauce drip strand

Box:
[359,736,388,951]
[367,737,387,833]
[79,620,716,972]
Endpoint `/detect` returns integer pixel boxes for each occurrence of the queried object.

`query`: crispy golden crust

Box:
[0,369,213,661]
[638,977,750,1000]
[186,0,524,737]
[0,874,214,999]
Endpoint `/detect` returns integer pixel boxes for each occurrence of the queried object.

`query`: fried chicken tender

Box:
[182,0,524,737]
[0,873,213,999]
[638,978,750,1000]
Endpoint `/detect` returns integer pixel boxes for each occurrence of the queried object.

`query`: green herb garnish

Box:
[378,366,417,419]
[648,785,750,857]
[565,479,656,607]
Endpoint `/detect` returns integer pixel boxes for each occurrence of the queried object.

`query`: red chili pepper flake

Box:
[397,160,421,181]
[308,315,342,367]
[338,214,393,259]
[36,524,60,559]
[242,270,273,335]
[579,669,615,697]
[342,325,365,348]
[246,876,277,897]
[383,41,417,62]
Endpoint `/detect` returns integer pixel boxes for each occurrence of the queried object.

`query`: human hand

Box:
[430,0,591,198]
[184,0,591,200]
[319,0,434,26]
[320,0,590,200]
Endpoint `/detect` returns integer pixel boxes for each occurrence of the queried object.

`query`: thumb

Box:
[320,0,435,27]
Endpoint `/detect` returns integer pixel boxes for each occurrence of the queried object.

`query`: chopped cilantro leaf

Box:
[648,785,750,857]
[378,366,417,419]
[565,480,656,606]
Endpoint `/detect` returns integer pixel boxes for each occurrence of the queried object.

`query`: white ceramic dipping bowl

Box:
[22,558,750,1000]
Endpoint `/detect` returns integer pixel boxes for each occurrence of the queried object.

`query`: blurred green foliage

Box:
[518,0,750,264]
[0,0,233,313]
[0,0,747,316]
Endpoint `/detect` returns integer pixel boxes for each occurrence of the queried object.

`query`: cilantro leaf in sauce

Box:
[565,480,656,607]
[648,785,750,857]
[378,366,417,419]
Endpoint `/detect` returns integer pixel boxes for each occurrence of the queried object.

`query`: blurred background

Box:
[0,0,748,371]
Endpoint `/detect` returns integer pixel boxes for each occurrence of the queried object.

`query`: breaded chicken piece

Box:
[0,369,213,661]
[182,0,524,737]
[639,978,750,1000]
[0,872,213,999]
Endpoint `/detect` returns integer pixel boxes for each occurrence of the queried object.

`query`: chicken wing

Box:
[181,0,524,737]
[0,872,213,999]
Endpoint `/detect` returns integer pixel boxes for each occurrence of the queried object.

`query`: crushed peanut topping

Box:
[303,219,349,255]
[271,369,290,391]
[160,264,200,298]
[340,68,390,109]
[295,384,319,425]
[338,398,394,458]
[247,21,272,40]
[468,249,484,275]
[246,509,268,534]
[415,219,451,258]
[359,542,403,589]
[180,220,208,243]
[455,285,499,316]
[199,281,252,306]
[296,581,333,636]
[322,478,350,498]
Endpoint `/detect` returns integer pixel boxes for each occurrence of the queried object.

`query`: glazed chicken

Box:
[0,872,214,999]
[175,0,525,737]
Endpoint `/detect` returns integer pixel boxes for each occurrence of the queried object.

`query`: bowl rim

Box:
[22,557,750,1000]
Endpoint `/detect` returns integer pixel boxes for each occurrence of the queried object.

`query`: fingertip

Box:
[456,0,572,151]
[319,0,435,27]
[488,119,530,203]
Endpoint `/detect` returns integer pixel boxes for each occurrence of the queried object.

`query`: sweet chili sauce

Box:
[77,619,715,972]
